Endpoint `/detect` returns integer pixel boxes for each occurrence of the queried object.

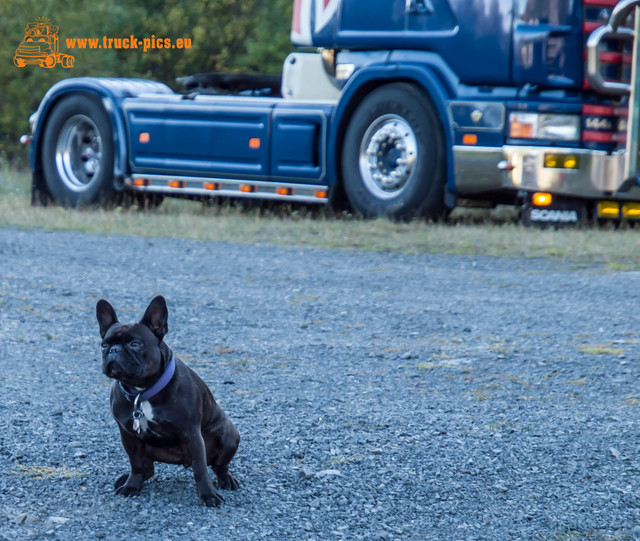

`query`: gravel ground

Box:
[1,227,640,541]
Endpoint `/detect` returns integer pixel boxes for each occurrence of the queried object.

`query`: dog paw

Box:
[115,484,141,497]
[217,472,240,491]
[114,473,129,490]
[201,490,225,507]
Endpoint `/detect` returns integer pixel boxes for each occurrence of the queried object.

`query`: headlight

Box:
[509,112,581,142]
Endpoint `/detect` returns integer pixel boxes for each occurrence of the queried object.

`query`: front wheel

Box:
[341,83,446,220]
[41,94,115,207]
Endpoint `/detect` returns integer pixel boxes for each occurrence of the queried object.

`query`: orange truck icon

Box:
[14,17,74,69]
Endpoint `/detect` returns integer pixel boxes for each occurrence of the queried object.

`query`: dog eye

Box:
[101,343,109,350]
[129,340,142,348]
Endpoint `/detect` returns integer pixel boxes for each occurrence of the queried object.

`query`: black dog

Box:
[96,295,239,506]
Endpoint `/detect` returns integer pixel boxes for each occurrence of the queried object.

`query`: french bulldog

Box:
[96,295,240,507]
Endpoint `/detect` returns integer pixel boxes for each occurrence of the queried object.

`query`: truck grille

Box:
[18,44,45,54]
[583,0,632,90]
[582,0,631,149]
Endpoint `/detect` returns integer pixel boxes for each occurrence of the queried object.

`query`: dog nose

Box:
[108,344,123,356]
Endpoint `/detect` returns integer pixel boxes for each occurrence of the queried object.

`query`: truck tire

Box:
[41,94,115,207]
[42,55,56,69]
[341,83,446,220]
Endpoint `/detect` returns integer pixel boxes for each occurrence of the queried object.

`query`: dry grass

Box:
[13,464,87,479]
[1,166,640,268]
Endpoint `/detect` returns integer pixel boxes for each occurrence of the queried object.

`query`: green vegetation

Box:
[0,0,293,162]
[3,167,640,266]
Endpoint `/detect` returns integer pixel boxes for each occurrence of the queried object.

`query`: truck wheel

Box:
[41,94,115,207]
[341,83,446,220]
[42,55,56,68]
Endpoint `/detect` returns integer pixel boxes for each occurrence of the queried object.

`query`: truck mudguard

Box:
[30,77,173,198]
[330,50,459,197]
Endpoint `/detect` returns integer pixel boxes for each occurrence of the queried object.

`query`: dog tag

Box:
[132,409,143,434]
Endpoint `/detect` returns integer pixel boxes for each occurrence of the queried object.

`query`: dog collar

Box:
[119,355,176,402]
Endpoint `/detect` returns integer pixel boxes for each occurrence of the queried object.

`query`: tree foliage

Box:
[0,0,293,163]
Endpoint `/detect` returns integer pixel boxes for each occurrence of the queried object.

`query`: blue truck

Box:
[22,0,640,224]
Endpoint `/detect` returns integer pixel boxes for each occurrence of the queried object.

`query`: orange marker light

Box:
[462,134,478,145]
[532,192,552,207]
[240,184,257,193]
[132,178,149,187]
[314,190,328,199]
[168,180,185,188]
[139,132,150,144]
[203,182,221,191]
[249,138,261,149]
[276,187,294,196]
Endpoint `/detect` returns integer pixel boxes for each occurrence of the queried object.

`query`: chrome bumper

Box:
[453,145,640,200]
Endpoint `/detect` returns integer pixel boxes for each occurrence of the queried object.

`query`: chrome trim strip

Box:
[125,173,329,204]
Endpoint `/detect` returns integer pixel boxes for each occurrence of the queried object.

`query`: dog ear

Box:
[96,299,118,339]
[141,295,169,341]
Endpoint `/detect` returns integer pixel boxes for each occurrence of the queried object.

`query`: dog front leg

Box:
[115,429,153,497]
[184,428,224,507]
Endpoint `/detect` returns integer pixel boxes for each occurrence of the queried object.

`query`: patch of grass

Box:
[566,378,590,386]
[3,166,640,264]
[329,455,363,466]
[488,339,511,355]
[484,419,518,433]
[551,528,632,540]
[579,345,626,355]
[14,464,87,479]
[417,362,439,370]
[471,389,489,401]
[288,294,321,306]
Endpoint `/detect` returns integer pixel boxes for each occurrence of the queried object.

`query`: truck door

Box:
[512,0,581,87]
[412,0,513,86]
[332,0,514,86]
[340,0,405,34]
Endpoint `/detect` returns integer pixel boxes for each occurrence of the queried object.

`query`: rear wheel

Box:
[42,55,56,68]
[41,94,115,207]
[341,83,446,220]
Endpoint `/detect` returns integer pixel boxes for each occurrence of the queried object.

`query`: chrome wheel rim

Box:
[358,114,418,199]
[55,114,103,193]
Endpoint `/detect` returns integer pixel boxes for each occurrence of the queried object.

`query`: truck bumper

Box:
[453,145,640,201]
